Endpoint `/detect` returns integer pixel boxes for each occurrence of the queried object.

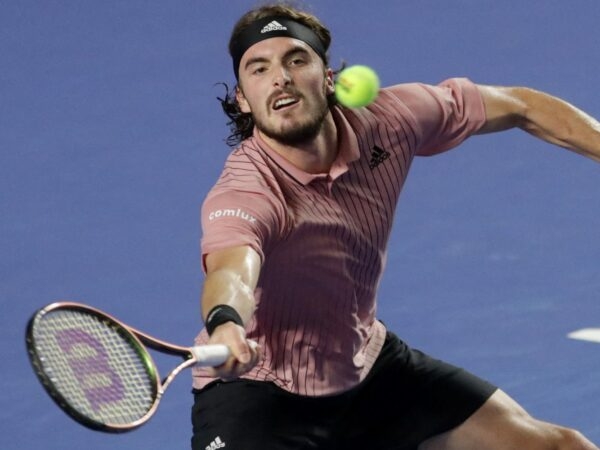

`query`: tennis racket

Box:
[25,301,230,433]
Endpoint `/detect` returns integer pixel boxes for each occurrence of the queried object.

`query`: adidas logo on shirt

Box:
[369,145,390,169]
[261,20,287,33]
[205,436,226,450]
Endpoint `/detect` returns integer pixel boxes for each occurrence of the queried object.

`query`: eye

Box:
[251,65,267,75]
[289,57,306,66]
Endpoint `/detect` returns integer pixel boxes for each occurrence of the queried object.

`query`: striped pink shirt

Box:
[192,78,486,396]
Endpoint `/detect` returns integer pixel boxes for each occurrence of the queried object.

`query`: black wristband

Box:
[205,304,243,336]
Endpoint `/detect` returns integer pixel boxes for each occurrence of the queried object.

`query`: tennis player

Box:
[191,2,600,449]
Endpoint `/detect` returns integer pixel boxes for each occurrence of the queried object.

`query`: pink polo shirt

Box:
[192,78,486,396]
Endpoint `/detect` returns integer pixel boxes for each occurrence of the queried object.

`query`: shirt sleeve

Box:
[200,188,281,272]
[384,77,486,156]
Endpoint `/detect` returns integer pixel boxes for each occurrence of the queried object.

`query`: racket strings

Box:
[31,309,157,425]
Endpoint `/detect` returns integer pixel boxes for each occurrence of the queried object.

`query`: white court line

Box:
[567,328,600,344]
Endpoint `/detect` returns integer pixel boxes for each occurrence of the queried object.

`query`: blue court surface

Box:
[1,1,598,448]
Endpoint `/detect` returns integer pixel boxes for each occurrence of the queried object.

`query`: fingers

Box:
[232,338,260,364]
[206,322,261,380]
[217,339,261,380]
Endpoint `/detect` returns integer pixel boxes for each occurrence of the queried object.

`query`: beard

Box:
[253,92,330,147]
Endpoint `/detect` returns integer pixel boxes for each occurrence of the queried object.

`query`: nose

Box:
[273,65,292,87]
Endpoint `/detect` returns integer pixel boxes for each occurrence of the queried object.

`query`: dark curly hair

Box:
[219,1,336,147]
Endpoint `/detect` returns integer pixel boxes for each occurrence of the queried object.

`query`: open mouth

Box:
[272,96,300,111]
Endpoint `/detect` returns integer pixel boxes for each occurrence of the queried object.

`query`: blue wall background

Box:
[2,1,599,448]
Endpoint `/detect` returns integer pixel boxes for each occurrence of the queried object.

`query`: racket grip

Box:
[191,345,230,366]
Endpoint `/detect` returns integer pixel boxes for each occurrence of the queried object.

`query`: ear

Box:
[324,68,335,96]
[236,86,251,114]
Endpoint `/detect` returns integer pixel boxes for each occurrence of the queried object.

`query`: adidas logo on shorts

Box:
[205,436,226,450]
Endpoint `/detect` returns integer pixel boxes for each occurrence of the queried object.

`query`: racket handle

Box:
[191,340,258,367]
[191,345,230,366]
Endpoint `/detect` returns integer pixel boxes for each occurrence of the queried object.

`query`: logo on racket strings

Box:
[55,329,125,411]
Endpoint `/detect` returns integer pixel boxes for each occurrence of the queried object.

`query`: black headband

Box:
[231,16,327,80]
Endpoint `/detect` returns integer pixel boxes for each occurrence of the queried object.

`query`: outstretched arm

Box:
[476,85,600,162]
[201,245,262,379]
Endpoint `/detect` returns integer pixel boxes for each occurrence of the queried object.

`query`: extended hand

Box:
[207,321,261,380]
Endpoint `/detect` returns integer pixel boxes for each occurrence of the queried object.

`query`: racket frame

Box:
[25,301,227,433]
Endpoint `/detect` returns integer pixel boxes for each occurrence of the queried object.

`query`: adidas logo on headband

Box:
[232,17,327,79]
[261,20,287,33]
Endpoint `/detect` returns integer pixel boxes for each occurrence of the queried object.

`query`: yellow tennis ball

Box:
[335,65,380,108]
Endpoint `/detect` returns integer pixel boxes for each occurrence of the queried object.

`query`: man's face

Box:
[236,37,335,146]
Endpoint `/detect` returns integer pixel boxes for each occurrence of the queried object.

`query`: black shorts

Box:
[191,332,497,450]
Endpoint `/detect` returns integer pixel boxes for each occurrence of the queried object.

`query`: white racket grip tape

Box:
[191,345,230,366]
[191,340,258,366]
